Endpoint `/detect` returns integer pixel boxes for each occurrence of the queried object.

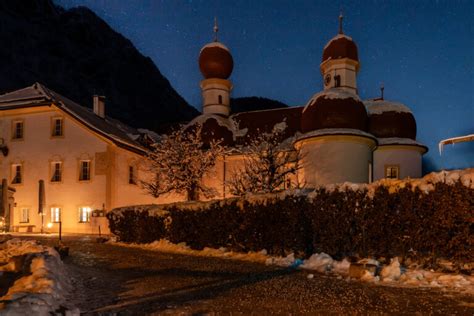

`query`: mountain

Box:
[0,0,199,131]
[231,97,288,113]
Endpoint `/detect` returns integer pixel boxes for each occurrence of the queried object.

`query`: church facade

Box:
[0,17,427,233]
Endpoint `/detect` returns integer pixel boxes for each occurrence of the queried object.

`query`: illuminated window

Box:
[12,120,24,140]
[51,117,63,137]
[79,207,91,223]
[51,162,62,182]
[20,208,29,223]
[385,165,400,179]
[51,207,61,223]
[129,165,136,185]
[11,164,22,184]
[79,160,91,181]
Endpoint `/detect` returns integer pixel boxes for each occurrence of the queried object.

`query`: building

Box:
[0,16,428,233]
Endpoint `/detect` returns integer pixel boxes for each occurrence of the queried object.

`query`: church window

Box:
[334,75,341,87]
[79,160,91,181]
[129,165,136,184]
[51,207,61,223]
[51,117,63,137]
[218,95,223,104]
[12,120,24,140]
[11,164,22,184]
[51,162,62,182]
[385,165,400,179]
[78,206,91,223]
[20,208,29,223]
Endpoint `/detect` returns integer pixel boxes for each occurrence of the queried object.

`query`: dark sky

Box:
[56,0,473,172]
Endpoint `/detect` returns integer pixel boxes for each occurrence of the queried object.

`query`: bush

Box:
[107,176,474,264]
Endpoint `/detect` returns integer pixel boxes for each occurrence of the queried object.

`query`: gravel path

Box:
[18,235,474,315]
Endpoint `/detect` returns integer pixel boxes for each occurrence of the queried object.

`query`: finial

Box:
[380,82,385,100]
[338,11,344,34]
[213,17,219,42]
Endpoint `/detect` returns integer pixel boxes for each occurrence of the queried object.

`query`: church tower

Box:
[198,19,233,117]
[320,13,360,94]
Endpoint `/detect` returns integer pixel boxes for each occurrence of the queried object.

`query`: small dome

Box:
[301,89,368,132]
[322,34,359,63]
[199,42,234,79]
[186,114,234,147]
[365,100,417,139]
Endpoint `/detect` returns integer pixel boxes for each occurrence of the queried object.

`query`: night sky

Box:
[56,0,473,172]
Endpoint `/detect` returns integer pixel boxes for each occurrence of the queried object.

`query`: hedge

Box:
[107,177,474,265]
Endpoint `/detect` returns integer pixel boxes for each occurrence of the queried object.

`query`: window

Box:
[128,165,136,185]
[334,75,341,87]
[79,207,91,223]
[385,165,400,179]
[20,208,29,223]
[12,120,24,140]
[51,207,61,223]
[51,117,63,137]
[79,160,91,181]
[51,162,62,182]
[11,164,22,184]
[218,95,223,104]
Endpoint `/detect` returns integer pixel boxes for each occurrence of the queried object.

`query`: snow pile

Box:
[0,238,78,315]
[380,257,402,282]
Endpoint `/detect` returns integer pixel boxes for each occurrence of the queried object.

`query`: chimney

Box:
[93,95,106,118]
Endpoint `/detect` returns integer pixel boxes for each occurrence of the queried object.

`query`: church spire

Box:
[338,11,344,34]
[213,17,219,42]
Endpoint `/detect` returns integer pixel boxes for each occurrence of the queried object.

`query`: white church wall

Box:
[297,135,375,186]
[373,146,423,181]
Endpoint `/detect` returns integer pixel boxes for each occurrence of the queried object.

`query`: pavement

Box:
[15,234,474,315]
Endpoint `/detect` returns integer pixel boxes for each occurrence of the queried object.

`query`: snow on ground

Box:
[0,238,78,315]
[111,239,474,295]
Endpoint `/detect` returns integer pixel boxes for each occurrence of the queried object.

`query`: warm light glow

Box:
[47,222,53,228]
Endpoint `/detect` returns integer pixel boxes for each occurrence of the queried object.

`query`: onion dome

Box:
[301,89,368,133]
[199,42,234,79]
[365,100,417,139]
[322,14,359,63]
[186,114,234,147]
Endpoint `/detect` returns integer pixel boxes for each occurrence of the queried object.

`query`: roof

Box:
[0,83,147,154]
[322,34,359,63]
[439,134,474,154]
[364,99,413,115]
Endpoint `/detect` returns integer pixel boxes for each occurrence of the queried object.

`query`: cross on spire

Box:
[213,17,219,42]
[338,11,344,34]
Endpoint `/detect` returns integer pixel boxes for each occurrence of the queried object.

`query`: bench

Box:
[12,225,36,233]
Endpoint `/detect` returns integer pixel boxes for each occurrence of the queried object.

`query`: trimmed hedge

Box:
[107,180,474,264]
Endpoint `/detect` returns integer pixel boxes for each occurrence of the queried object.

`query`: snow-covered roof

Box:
[303,88,361,113]
[323,34,354,50]
[364,100,413,115]
[439,134,474,154]
[200,41,230,53]
[377,137,427,150]
[0,83,147,154]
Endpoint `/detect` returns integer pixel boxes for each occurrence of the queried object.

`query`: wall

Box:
[297,135,375,186]
[373,146,423,181]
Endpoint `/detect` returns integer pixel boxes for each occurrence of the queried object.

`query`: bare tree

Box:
[140,124,224,201]
[228,129,303,195]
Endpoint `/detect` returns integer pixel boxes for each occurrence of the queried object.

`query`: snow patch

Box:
[303,88,361,113]
[364,100,412,115]
[323,34,354,50]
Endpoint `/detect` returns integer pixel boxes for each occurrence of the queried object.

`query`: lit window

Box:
[20,208,29,223]
[385,165,400,179]
[79,160,91,181]
[51,207,61,223]
[51,118,63,137]
[11,164,22,184]
[79,207,91,223]
[12,120,24,140]
[129,165,136,184]
[51,162,62,182]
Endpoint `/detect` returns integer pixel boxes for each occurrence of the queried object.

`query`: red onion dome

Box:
[365,100,417,140]
[301,89,368,133]
[322,34,359,63]
[199,42,234,79]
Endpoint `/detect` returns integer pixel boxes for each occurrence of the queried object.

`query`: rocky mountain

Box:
[0,0,199,131]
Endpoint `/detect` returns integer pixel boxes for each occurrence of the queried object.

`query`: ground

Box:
[15,235,474,315]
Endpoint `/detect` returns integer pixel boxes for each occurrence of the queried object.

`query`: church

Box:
[0,16,427,234]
